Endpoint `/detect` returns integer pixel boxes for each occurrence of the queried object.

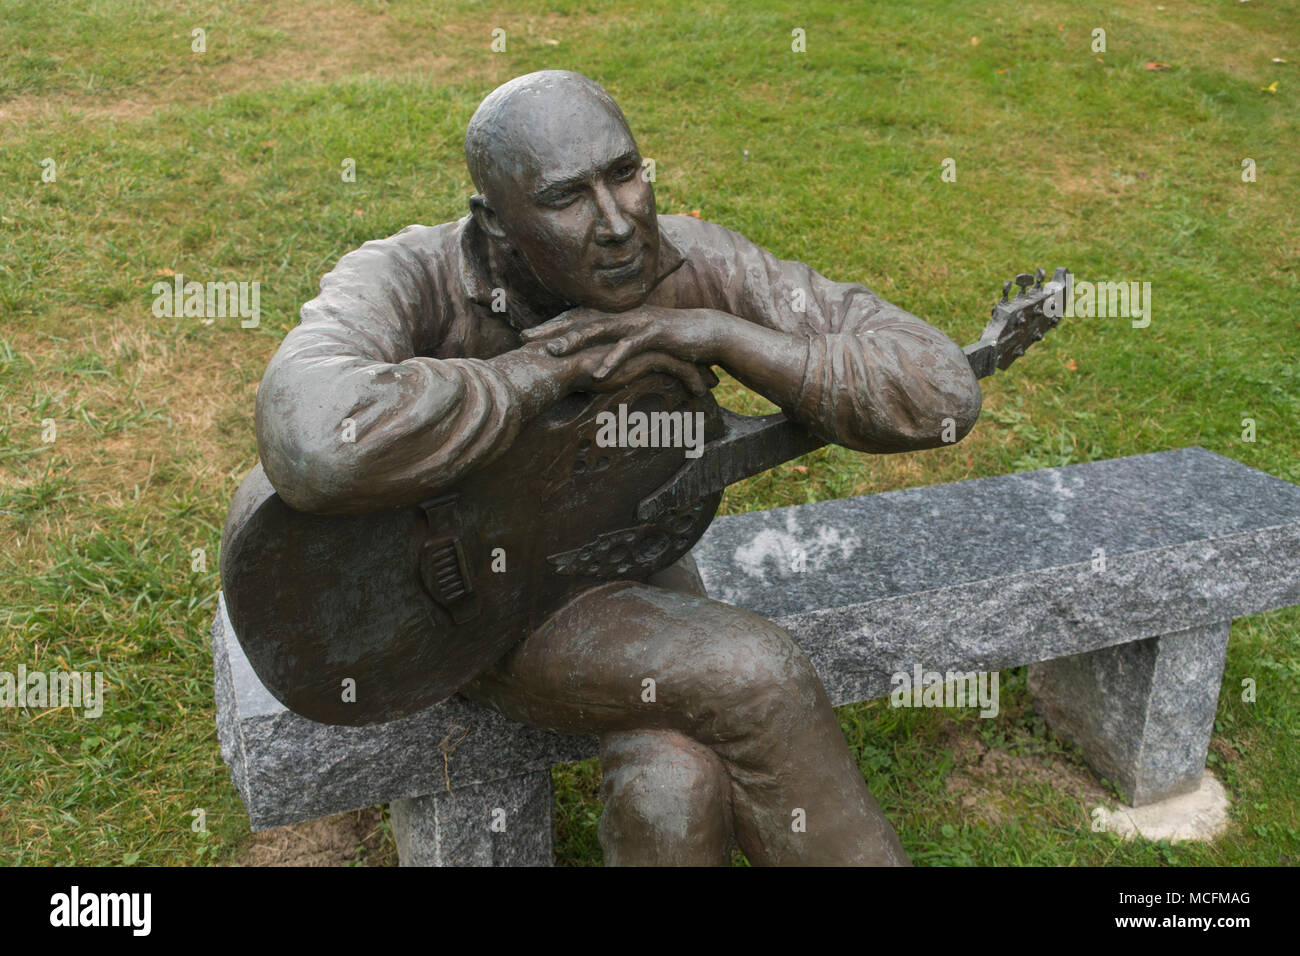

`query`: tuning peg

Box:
[1001,280,1012,302]
[1034,267,1045,289]
[1015,273,1034,297]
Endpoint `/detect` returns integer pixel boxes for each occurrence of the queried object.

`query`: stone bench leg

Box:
[1028,621,1230,807]
[390,770,554,866]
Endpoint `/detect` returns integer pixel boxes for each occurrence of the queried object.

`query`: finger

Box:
[546,320,613,356]
[594,333,654,379]
[519,308,594,342]
[546,335,576,356]
[644,354,707,394]
[660,358,708,396]
[614,351,708,395]
[593,351,653,390]
[552,313,649,356]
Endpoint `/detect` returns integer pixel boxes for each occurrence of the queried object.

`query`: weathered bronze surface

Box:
[222,69,1062,865]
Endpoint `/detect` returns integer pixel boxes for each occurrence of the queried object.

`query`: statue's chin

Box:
[578,292,647,314]
[580,271,656,313]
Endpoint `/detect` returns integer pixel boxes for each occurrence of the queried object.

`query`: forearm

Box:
[652,216,982,451]
[489,341,578,423]
[707,311,810,414]
[708,308,980,453]
[795,319,982,453]
[517,293,981,454]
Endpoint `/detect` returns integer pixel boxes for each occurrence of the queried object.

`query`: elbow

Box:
[255,376,368,515]
[819,324,984,454]
[257,425,364,515]
[906,343,983,450]
[271,461,360,515]
[917,365,982,450]
[944,370,983,445]
[844,365,983,454]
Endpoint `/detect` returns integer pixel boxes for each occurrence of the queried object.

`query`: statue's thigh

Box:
[459,581,817,741]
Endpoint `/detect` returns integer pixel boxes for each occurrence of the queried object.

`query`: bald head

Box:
[462,70,661,313]
[465,70,633,203]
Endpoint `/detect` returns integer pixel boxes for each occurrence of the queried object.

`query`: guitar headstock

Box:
[962,266,1068,379]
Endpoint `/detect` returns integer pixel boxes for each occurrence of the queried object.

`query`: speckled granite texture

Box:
[390,771,553,866]
[1028,622,1230,805]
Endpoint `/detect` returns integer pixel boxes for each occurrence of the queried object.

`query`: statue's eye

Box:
[543,192,578,209]
[614,163,638,182]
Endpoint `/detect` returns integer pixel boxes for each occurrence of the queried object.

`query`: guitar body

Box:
[220,373,723,726]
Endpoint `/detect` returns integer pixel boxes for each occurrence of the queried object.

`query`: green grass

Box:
[1,0,1296,866]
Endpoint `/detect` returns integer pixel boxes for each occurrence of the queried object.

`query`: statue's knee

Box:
[707,616,824,732]
[598,730,730,860]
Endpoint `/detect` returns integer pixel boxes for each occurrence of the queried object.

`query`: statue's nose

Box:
[593,182,635,243]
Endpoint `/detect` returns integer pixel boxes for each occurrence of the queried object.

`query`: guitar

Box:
[220,267,1067,726]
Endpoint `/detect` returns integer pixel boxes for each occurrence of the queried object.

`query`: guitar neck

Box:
[635,408,825,521]
[635,342,996,522]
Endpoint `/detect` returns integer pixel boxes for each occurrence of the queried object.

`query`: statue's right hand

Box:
[563,343,718,397]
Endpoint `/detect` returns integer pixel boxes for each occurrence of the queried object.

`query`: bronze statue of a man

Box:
[254,70,982,865]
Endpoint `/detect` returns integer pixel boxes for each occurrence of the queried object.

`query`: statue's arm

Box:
[254,226,573,515]
[668,218,982,453]
[524,218,981,454]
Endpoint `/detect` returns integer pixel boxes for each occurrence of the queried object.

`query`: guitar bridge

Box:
[418,494,481,624]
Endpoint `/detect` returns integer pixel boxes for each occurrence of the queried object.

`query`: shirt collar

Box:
[457,214,686,331]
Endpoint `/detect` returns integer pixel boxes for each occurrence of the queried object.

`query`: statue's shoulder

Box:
[324,220,465,281]
[379,219,464,258]
[657,212,732,240]
[656,213,758,260]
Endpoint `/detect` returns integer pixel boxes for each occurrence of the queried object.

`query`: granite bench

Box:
[213,446,1300,865]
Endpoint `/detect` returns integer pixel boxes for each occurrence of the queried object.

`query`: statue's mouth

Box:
[593,247,645,284]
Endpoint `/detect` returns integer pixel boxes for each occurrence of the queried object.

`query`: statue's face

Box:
[486,97,660,313]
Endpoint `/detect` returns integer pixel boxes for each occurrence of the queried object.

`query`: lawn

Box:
[0,0,1296,866]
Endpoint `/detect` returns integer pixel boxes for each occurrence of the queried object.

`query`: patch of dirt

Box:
[943,731,1113,826]
[1119,3,1291,76]
[0,313,263,550]
[1046,158,1159,203]
[0,0,497,126]
[0,2,600,127]
[234,807,397,867]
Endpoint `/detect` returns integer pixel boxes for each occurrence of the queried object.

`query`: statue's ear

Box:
[469,194,509,243]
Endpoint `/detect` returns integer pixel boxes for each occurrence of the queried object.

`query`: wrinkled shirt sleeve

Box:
[255,226,522,514]
[661,217,982,453]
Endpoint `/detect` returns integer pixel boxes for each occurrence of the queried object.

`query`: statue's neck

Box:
[486,238,572,328]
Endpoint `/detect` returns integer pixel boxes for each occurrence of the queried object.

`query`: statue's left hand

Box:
[520,306,729,382]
